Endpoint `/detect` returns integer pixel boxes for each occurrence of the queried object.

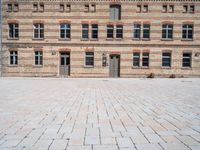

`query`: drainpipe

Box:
[0,0,2,76]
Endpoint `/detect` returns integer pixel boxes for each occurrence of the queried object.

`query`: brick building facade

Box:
[1,0,200,77]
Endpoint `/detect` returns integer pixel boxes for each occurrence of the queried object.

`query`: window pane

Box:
[116,25,123,38]
[107,25,114,38]
[142,53,149,67]
[85,52,94,66]
[133,53,140,67]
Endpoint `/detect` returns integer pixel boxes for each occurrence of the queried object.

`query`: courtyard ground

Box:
[0,77,200,150]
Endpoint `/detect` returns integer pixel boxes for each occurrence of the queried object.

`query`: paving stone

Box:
[116,137,134,148]
[160,143,190,150]
[93,145,118,150]
[136,143,163,150]
[49,139,68,150]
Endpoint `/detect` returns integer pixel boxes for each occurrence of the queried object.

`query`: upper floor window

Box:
[33,23,44,39]
[60,23,71,39]
[142,53,149,67]
[59,4,71,12]
[33,3,44,12]
[84,4,89,12]
[183,5,195,13]
[9,23,19,39]
[133,53,140,67]
[85,52,94,66]
[91,24,98,39]
[137,5,148,13]
[82,24,89,39]
[143,24,150,39]
[7,3,19,12]
[116,25,123,39]
[91,4,96,12]
[107,25,114,39]
[162,52,171,67]
[162,5,174,13]
[162,24,173,39]
[110,5,121,20]
[35,51,43,65]
[182,53,191,67]
[10,51,18,65]
[182,24,193,40]
[133,24,141,39]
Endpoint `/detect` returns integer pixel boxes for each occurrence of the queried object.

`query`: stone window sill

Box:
[32,38,44,41]
[84,65,94,68]
[181,67,192,70]
[8,65,18,67]
[7,38,19,40]
[161,38,173,41]
[59,38,71,41]
[181,39,193,41]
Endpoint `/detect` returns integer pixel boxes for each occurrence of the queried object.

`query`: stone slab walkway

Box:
[0,78,200,150]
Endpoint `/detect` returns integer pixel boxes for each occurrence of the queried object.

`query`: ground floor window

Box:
[35,51,43,65]
[133,53,140,67]
[85,52,94,66]
[10,51,18,65]
[182,53,191,67]
[162,52,171,67]
[142,52,149,67]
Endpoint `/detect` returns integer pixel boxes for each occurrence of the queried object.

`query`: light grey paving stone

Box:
[101,137,116,145]
[160,143,190,150]
[116,137,134,148]
[130,136,149,144]
[176,135,199,146]
[85,136,100,145]
[93,145,118,150]
[119,147,136,150]
[66,145,92,150]
[136,143,163,150]
[49,139,68,150]
[161,135,181,143]
[144,134,165,143]
[189,144,200,150]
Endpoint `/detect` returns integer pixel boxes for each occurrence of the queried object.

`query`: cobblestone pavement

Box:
[0,78,200,150]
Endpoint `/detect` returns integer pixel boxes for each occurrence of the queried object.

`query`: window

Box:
[110,5,121,20]
[66,4,71,12]
[60,23,71,39]
[137,5,148,13]
[133,53,140,67]
[182,53,191,67]
[169,5,174,13]
[162,5,167,13]
[183,5,188,13]
[162,24,173,39]
[10,51,18,65]
[162,52,171,67]
[33,23,44,39]
[85,52,94,66]
[13,3,19,12]
[190,5,195,13]
[143,5,148,12]
[7,3,12,12]
[183,5,195,13]
[9,23,19,39]
[60,4,64,12]
[39,3,44,12]
[133,24,141,39]
[116,25,123,39]
[35,51,43,65]
[82,24,89,39]
[107,25,114,38]
[182,24,193,40]
[84,4,89,12]
[7,3,18,12]
[91,24,98,39]
[142,53,149,67]
[143,24,150,39]
[137,5,142,12]
[33,3,38,12]
[91,4,96,12]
